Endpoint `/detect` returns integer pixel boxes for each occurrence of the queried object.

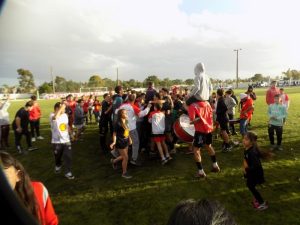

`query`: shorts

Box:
[116,138,129,149]
[193,132,212,148]
[152,134,166,143]
[218,120,229,133]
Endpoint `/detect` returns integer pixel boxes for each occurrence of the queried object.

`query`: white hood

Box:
[189,62,211,101]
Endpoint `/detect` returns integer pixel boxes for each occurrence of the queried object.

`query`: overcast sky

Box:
[0,0,299,86]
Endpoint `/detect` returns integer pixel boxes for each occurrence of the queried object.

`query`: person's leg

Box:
[14,130,22,148]
[161,140,170,158]
[35,119,40,137]
[268,125,275,145]
[119,148,129,175]
[276,126,283,146]
[130,129,140,162]
[155,142,165,161]
[4,125,10,147]
[240,119,247,136]
[53,144,64,169]
[63,143,73,174]
[24,129,32,148]
[30,121,35,138]
[247,181,264,204]
[228,114,236,134]
[99,120,109,153]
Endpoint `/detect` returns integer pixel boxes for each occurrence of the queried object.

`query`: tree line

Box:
[1,68,300,94]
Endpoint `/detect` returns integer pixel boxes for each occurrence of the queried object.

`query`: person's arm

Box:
[105,104,112,114]
[110,132,117,149]
[137,103,151,118]
[266,90,271,105]
[52,104,66,120]
[15,117,22,132]
[42,184,59,225]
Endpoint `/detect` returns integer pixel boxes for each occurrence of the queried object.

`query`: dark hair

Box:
[54,102,62,110]
[154,93,161,100]
[115,85,123,94]
[274,94,280,98]
[225,90,232,95]
[77,99,83,104]
[167,199,237,225]
[244,132,272,159]
[103,93,109,99]
[25,100,34,108]
[280,88,284,91]
[128,94,136,103]
[217,89,224,97]
[148,81,154,87]
[161,88,169,93]
[30,95,37,101]
[0,152,40,222]
[116,109,128,130]
[154,103,162,111]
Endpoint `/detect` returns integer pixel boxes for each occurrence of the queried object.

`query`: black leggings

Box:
[14,129,32,148]
[30,119,40,137]
[268,124,283,145]
[247,181,264,204]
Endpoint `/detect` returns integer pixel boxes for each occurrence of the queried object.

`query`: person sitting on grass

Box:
[268,94,287,151]
[148,103,172,165]
[242,132,268,211]
[110,109,132,179]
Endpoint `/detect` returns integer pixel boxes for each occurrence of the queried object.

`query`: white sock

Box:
[198,169,204,174]
[213,162,218,167]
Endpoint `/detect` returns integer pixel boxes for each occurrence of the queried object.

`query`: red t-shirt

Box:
[93,102,101,112]
[83,101,89,113]
[188,101,213,133]
[29,103,41,121]
[240,98,254,119]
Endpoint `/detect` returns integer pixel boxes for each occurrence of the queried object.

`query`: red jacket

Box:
[31,181,58,225]
[188,101,213,133]
[29,103,41,121]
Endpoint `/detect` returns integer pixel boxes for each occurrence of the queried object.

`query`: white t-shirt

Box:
[50,113,70,144]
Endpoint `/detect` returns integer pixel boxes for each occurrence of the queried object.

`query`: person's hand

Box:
[110,142,115,149]
[147,103,152,108]
[16,127,22,133]
[129,138,133,145]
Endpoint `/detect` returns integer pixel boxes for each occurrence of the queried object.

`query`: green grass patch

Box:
[5,87,300,225]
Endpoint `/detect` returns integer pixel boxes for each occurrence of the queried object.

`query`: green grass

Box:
[6,88,300,225]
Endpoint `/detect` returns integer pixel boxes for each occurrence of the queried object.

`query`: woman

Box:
[1,151,59,225]
[110,109,132,179]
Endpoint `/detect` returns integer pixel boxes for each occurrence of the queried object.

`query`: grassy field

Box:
[5,87,300,225]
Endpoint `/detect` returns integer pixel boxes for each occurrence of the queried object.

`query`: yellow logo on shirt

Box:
[59,123,67,131]
[124,129,129,138]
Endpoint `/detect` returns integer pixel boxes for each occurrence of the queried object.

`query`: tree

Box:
[17,68,36,93]
[55,76,67,92]
[88,75,103,87]
[185,79,194,85]
[144,75,160,87]
[250,74,264,82]
[38,82,52,94]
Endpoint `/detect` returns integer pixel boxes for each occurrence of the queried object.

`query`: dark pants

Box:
[14,129,32,148]
[228,114,235,133]
[247,180,264,204]
[30,119,40,137]
[99,118,109,152]
[53,143,72,174]
[268,124,283,146]
[1,125,10,148]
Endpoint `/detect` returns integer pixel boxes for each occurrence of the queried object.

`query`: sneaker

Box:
[55,166,62,174]
[27,147,38,152]
[17,146,23,154]
[255,202,268,211]
[130,159,137,165]
[161,159,168,165]
[270,144,276,151]
[122,172,132,179]
[110,158,117,170]
[252,199,260,208]
[166,156,173,161]
[277,146,283,151]
[37,136,44,140]
[195,171,207,178]
[170,149,176,154]
[211,165,221,173]
[111,149,119,158]
[65,172,75,180]
[31,137,36,142]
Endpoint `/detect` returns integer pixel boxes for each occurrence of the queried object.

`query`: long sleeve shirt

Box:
[266,86,280,105]
[268,103,287,126]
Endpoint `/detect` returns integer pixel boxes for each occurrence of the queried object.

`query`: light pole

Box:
[234,49,242,88]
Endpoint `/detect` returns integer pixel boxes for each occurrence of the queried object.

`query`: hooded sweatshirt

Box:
[188,62,212,101]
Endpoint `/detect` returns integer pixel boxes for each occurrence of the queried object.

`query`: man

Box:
[266,80,280,105]
[145,82,157,104]
[74,99,85,141]
[12,100,37,153]
[50,102,75,179]
[117,94,151,165]
[99,93,112,153]
[188,100,220,178]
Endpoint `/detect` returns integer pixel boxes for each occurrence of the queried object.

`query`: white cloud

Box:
[0,0,299,85]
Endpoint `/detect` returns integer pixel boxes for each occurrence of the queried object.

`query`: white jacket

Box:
[189,62,212,101]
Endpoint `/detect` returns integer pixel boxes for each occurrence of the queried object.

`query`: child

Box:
[242,132,268,211]
[110,109,132,179]
[29,95,43,142]
[93,98,101,123]
[148,103,172,165]
[239,93,254,136]
[268,94,287,151]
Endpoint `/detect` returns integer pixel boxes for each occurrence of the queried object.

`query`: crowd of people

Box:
[0,63,292,223]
